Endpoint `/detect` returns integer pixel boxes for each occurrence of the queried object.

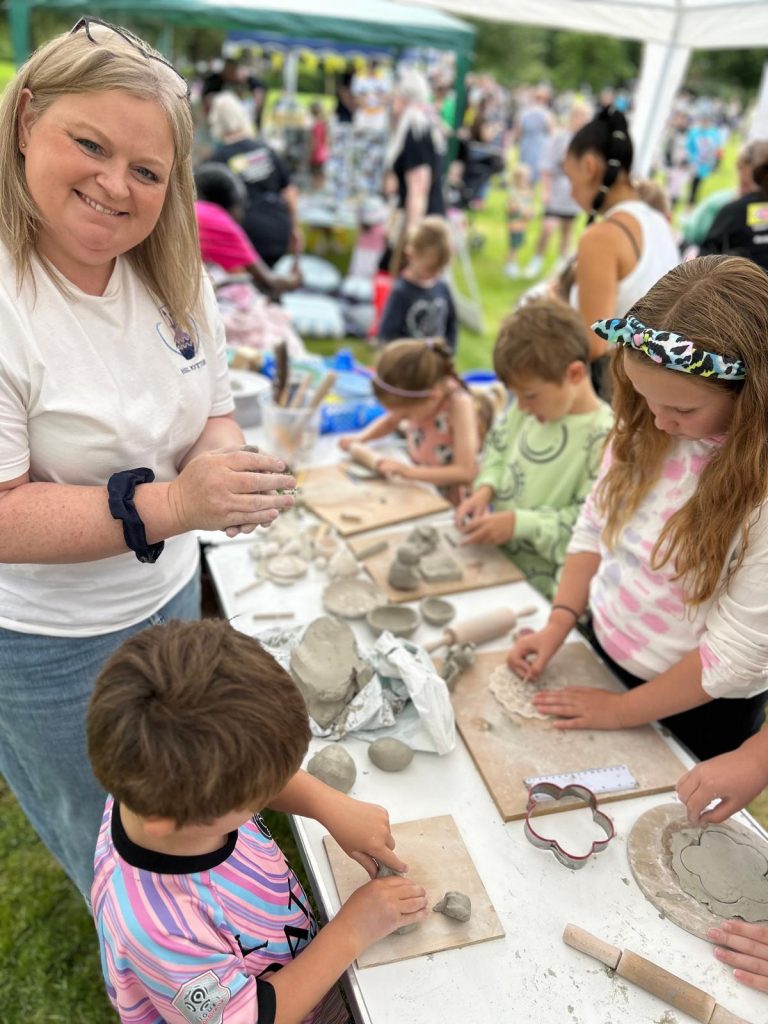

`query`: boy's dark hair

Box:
[494,298,590,385]
[193,162,247,213]
[87,620,310,826]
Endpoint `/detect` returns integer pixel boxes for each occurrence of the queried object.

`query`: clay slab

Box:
[323,814,504,967]
[488,662,568,721]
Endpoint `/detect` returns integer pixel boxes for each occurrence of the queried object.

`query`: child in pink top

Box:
[507,256,768,761]
[89,620,426,1024]
[339,339,480,505]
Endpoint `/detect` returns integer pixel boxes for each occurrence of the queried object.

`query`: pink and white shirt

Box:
[92,798,348,1024]
[569,438,768,699]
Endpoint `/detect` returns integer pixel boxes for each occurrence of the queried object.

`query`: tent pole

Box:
[9,0,31,66]
[452,46,471,162]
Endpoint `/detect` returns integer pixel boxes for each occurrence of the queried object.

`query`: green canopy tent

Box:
[8,0,475,128]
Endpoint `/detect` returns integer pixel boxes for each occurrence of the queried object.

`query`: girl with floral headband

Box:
[508,255,768,761]
[339,338,481,506]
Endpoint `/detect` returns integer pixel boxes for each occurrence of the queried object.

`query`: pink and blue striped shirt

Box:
[92,798,348,1024]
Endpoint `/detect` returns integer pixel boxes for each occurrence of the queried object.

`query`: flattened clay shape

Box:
[366,605,420,638]
[420,597,456,627]
[488,662,567,720]
[420,552,463,583]
[433,892,472,922]
[248,541,280,562]
[368,737,414,772]
[307,745,356,793]
[264,554,309,585]
[290,617,370,704]
[323,578,383,618]
[670,827,768,923]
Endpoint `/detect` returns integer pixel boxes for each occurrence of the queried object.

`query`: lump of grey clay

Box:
[433,891,472,922]
[306,745,356,793]
[368,737,414,772]
[420,551,463,583]
[290,617,372,706]
[406,525,439,556]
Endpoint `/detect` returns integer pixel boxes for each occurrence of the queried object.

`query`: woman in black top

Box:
[700,139,768,272]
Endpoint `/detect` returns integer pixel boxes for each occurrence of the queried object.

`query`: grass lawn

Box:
[0,138,762,1022]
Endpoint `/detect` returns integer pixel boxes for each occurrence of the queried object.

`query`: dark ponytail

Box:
[568,107,633,215]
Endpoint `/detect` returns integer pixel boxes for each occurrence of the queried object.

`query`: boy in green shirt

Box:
[456,299,613,597]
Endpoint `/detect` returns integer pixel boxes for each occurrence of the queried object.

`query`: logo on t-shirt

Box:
[171,971,230,1024]
[156,307,206,374]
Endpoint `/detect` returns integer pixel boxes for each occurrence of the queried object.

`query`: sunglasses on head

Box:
[70,16,190,100]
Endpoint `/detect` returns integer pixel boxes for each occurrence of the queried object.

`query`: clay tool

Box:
[563,924,751,1024]
[272,340,289,406]
[424,607,537,653]
[289,370,337,439]
[251,611,295,621]
[356,539,389,560]
[348,442,383,475]
[234,578,265,598]
[288,372,313,410]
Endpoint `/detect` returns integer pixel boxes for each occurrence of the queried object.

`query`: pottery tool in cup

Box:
[272,340,289,406]
[289,370,337,441]
[424,607,537,653]
[563,924,751,1024]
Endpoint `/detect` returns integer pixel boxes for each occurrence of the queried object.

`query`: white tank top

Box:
[571,199,680,317]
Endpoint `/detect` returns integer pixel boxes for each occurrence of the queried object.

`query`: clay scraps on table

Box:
[670,826,768,923]
[440,643,476,690]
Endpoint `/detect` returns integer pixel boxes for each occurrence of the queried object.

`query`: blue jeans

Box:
[0,571,201,900]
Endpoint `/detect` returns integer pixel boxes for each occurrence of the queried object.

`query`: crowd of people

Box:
[3,19,768,1024]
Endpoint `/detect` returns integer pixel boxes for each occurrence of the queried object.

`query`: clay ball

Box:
[397,544,422,566]
[306,745,356,793]
[368,737,414,772]
[433,891,472,922]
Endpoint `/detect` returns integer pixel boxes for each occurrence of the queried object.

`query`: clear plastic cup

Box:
[258,391,321,467]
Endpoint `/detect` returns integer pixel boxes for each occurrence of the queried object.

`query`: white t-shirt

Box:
[0,245,234,637]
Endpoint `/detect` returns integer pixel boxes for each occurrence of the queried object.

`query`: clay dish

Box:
[322,577,382,618]
[264,554,309,585]
[366,604,420,638]
[420,597,456,627]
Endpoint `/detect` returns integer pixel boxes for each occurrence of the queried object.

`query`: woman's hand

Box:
[168,448,295,533]
[531,687,627,731]
[507,623,566,681]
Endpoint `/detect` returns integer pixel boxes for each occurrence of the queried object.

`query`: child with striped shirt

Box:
[88,619,426,1024]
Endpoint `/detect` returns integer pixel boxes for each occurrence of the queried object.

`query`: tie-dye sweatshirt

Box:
[568,437,768,700]
[92,798,348,1024]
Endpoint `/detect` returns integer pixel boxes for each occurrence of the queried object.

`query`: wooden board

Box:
[451,643,687,822]
[348,524,524,603]
[323,814,504,968]
[298,463,449,536]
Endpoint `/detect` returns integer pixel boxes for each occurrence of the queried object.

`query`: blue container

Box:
[320,399,385,434]
[462,369,497,385]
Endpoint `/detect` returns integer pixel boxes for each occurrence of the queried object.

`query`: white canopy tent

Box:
[397,0,768,175]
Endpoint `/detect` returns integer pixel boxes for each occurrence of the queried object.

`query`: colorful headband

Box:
[592,316,746,381]
[372,376,433,399]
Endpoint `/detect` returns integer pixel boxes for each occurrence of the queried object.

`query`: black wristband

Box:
[550,603,580,621]
[108,468,165,564]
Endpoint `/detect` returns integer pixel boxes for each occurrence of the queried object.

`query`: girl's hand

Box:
[319,792,407,878]
[709,921,768,991]
[460,510,515,546]
[507,624,565,681]
[677,744,768,824]
[377,458,413,479]
[531,687,626,730]
[338,436,354,452]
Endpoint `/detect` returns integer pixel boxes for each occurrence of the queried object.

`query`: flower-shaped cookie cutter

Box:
[524,782,616,870]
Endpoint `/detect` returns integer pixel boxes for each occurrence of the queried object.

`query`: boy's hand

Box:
[455,487,492,529]
[320,793,407,878]
[709,921,768,991]
[460,510,515,546]
[339,875,428,950]
[677,744,768,824]
[377,458,413,479]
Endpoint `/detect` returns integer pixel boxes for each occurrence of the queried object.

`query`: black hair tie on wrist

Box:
[108,468,165,564]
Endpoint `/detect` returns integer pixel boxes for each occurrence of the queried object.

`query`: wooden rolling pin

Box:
[563,924,751,1024]
[348,442,383,474]
[424,606,537,653]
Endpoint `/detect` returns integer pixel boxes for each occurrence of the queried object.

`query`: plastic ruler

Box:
[524,764,638,800]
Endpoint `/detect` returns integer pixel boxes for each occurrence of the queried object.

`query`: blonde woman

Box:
[0,19,295,899]
[508,257,768,763]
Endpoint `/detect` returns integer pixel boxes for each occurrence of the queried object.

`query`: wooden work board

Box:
[451,643,687,822]
[348,524,524,603]
[297,463,449,536]
[323,814,504,968]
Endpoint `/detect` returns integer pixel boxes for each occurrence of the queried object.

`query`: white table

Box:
[202,442,768,1024]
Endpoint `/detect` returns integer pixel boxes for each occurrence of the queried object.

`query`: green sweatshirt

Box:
[474,401,613,598]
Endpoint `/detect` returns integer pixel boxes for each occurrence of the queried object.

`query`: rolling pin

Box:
[348,442,383,474]
[563,924,751,1024]
[424,607,537,653]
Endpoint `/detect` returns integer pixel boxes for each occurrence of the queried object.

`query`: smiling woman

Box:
[0,24,297,905]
